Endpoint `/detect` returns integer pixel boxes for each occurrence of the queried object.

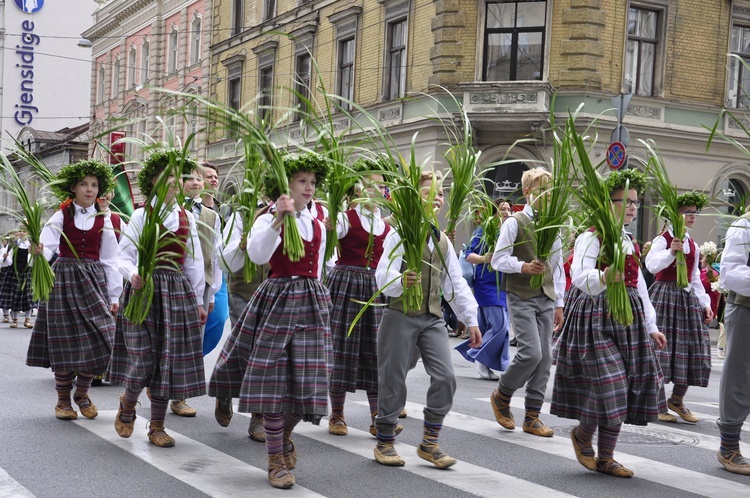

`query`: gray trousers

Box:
[718,303,750,434]
[228,292,248,328]
[498,293,554,408]
[375,309,456,434]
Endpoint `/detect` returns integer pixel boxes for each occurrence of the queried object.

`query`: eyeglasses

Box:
[610,198,640,208]
[680,210,700,215]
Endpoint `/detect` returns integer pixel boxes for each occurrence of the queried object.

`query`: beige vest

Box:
[389,231,450,318]
[501,212,555,301]
[197,206,218,287]
[228,264,268,302]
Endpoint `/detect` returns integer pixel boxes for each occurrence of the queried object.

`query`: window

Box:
[168,30,179,74]
[338,37,355,108]
[728,25,750,109]
[294,52,312,120]
[232,0,244,36]
[228,76,241,136]
[97,66,105,103]
[264,0,276,21]
[259,65,274,121]
[186,103,199,139]
[625,7,658,96]
[128,47,137,87]
[141,41,150,83]
[483,1,546,81]
[113,58,121,96]
[191,17,202,65]
[386,19,407,100]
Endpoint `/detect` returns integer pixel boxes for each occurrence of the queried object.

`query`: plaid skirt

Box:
[553,287,584,365]
[107,269,206,400]
[551,287,666,426]
[233,277,332,418]
[649,281,711,387]
[0,267,33,311]
[208,299,257,399]
[326,265,383,393]
[26,258,115,372]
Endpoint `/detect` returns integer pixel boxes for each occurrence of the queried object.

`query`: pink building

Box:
[82,0,213,177]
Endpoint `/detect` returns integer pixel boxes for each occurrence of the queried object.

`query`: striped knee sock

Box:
[329,390,346,417]
[524,403,543,424]
[597,424,622,460]
[671,384,688,403]
[54,371,75,404]
[119,388,142,423]
[73,371,94,407]
[493,388,512,407]
[366,392,378,417]
[422,419,443,448]
[283,412,302,452]
[150,397,168,423]
[264,412,285,455]
[720,432,741,454]
[574,423,597,457]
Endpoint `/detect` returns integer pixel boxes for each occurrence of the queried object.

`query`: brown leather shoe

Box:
[214,397,233,427]
[9,319,18,328]
[570,427,596,470]
[24,318,32,328]
[596,458,634,477]
[2,315,9,323]
[114,394,137,438]
[328,413,348,436]
[658,413,678,423]
[668,399,699,423]
[417,444,457,469]
[490,390,515,430]
[523,416,554,437]
[369,411,403,437]
[55,402,78,420]
[249,414,266,442]
[283,432,297,470]
[399,408,407,418]
[268,454,295,489]
[170,399,197,417]
[374,442,405,466]
[74,394,98,419]
[148,421,175,447]
[718,449,750,475]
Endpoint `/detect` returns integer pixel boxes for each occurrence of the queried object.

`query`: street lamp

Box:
[77,38,93,48]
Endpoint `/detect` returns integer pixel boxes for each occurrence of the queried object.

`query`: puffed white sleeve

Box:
[221,213,245,273]
[99,215,123,303]
[491,216,524,274]
[117,208,145,282]
[375,230,405,297]
[644,234,674,274]
[720,218,750,296]
[247,213,282,265]
[637,267,659,333]
[571,231,606,296]
[440,242,479,327]
[40,210,65,261]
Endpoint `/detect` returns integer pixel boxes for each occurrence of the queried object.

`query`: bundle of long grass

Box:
[568,119,633,326]
[0,148,56,301]
[445,141,481,237]
[641,140,689,288]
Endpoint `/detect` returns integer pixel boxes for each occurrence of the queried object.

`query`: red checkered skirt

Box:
[208,299,257,399]
[649,281,711,387]
[26,258,115,372]
[326,265,384,393]
[551,287,666,426]
[107,269,206,400]
[235,277,332,417]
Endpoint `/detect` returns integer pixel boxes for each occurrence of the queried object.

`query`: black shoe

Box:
[509,338,518,347]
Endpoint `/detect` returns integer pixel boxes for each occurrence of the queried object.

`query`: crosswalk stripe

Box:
[386,400,750,496]
[236,413,577,497]
[74,411,324,497]
[0,468,35,498]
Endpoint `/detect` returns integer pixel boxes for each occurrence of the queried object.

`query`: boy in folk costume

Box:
[490,167,565,438]
[374,170,481,469]
[552,169,666,478]
[26,160,121,420]
[0,230,34,328]
[716,207,750,475]
[108,150,207,448]
[646,192,713,424]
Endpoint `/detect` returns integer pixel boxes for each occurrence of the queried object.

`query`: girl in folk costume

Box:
[646,192,713,424]
[326,169,394,436]
[98,191,126,242]
[25,160,121,420]
[108,150,207,448]
[210,157,331,489]
[552,169,666,478]
[0,236,12,322]
[0,230,34,328]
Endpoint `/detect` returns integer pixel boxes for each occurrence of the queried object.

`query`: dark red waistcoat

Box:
[590,228,642,288]
[58,207,104,260]
[156,208,189,266]
[269,218,322,278]
[654,232,696,283]
[336,209,390,269]
[110,212,122,242]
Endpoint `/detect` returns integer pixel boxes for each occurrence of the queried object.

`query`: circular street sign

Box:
[607,141,627,170]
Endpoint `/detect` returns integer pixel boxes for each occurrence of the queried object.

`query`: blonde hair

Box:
[521,167,552,192]
[420,169,443,184]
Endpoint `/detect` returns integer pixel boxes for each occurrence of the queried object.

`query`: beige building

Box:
[202,0,750,246]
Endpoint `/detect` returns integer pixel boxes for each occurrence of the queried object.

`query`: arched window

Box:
[97,66,105,103]
[168,30,179,74]
[128,47,137,87]
[112,58,121,96]
[191,16,202,65]
[141,40,150,83]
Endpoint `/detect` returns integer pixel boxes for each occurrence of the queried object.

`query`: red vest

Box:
[58,207,104,260]
[269,218,322,278]
[654,232,696,283]
[110,212,122,242]
[336,209,390,269]
[590,228,641,288]
[156,208,189,266]
[311,203,325,221]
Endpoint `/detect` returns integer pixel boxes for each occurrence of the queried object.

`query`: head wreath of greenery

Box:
[262,152,331,201]
[52,159,114,201]
[605,169,647,196]
[137,148,198,198]
[676,191,709,210]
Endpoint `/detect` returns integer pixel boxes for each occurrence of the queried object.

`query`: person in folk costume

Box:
[1,235,14,322]
[210,203,271,442]
[214,156,332,489]
[489,167,565,438]
[455,198,511,380]
[98,191,126,242]
[0,229,35,328]
[646,192,713,424]
[24,160,121,420]
[324,165,401,437]
[373,169,481,469]
[108,150,207,448]
[716,205,750,475]
[551,169,667,478]
[171,166,222,418]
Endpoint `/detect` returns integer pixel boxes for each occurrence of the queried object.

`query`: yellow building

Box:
[206,0,750,246]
